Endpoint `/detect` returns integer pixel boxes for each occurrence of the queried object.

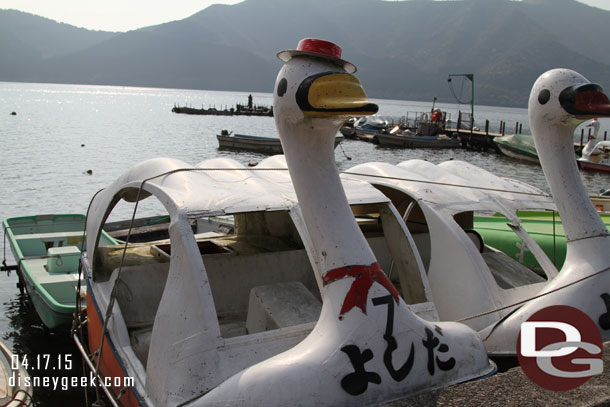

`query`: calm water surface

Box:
[1,82,609,405]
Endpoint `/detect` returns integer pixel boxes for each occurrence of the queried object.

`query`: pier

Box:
[446,111,526,152]
[172,94,273,117]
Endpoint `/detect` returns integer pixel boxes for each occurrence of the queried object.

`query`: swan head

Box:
[528,69,610,132]
[273,38,378,131]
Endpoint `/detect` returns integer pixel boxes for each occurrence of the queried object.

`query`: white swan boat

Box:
[347,68,610,355]
[577,118,610,172]
[76,39,494,406]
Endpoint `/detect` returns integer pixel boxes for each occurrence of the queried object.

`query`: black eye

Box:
[277,78,287,97]
[538,89,551,105]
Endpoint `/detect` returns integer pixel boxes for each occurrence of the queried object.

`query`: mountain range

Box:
[2,0,610,107]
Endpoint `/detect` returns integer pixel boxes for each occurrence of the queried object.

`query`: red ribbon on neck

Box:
[323,262,400,316]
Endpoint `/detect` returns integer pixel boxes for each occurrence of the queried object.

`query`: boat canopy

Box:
[86,155,389,263]
[344,159,560,331]
[344,159,555,223]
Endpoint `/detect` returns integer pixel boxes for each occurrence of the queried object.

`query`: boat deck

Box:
[3,215,116,328]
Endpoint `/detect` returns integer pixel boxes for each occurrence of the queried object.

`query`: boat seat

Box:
[114,262,171,329]
[46,246,80,273]
[15,231,85,257]
[246,281,322,334]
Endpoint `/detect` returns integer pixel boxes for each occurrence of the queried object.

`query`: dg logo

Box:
[517,305,603,391]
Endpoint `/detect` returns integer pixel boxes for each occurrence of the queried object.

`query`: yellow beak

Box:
[296,72,378,118]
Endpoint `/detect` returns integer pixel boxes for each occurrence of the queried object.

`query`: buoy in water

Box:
[85,169,93,175]
[10,112,16,115]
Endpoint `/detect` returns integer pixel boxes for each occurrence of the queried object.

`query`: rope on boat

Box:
[338,142,352,160]
[340,170,553,198]
[83,165,553,198]
[1,229,15,274]
[71,188,123,407]
[0,388,34,407]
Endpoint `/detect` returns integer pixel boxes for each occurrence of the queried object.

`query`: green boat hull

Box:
[3,214,117,329]
[474,210,610,271]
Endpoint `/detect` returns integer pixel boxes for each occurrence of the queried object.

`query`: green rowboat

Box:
[2,214,117,329]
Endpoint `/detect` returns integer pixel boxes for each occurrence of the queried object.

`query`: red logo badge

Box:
[517,305,603,391]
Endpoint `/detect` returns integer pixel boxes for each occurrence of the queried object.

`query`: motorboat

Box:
[344,115,391,142]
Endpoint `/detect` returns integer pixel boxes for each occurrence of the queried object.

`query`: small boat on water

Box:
[344,108,460,148]
[0,340,33,406]
[340,115,391,142]
[1,214,116,329]
[578,157,610,172]
[493,133,539,163]
[217,130,284,154]
[375,130,460,148]
[217,130,344,154]
[577,119,610,172]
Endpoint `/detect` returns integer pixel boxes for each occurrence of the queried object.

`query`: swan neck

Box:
[534,122,608,242]
[278,119,377,274]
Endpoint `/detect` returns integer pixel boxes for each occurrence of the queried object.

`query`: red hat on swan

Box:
[277,38,357,73]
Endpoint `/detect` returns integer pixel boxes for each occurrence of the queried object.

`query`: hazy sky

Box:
[1,0,609,32]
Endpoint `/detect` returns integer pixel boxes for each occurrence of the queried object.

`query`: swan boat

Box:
[577,118,610,172]
[347,68,610,356]
[76,39,494,407]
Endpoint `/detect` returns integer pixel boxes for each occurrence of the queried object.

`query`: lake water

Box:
[1,81,609,405]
